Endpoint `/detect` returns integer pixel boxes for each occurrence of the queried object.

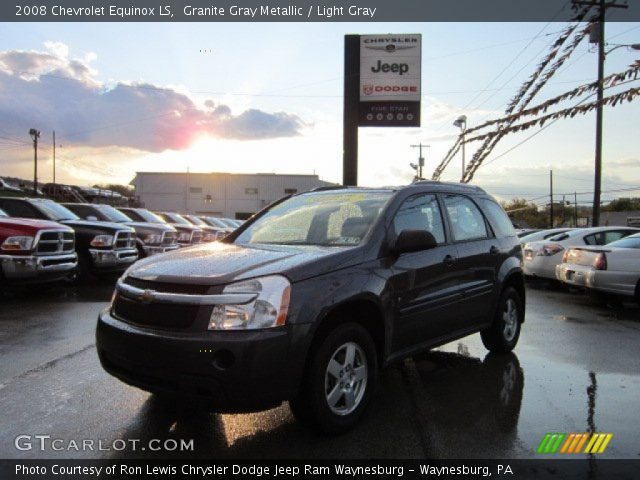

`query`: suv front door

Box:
[388,193,463,354]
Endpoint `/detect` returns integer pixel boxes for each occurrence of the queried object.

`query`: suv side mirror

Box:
[393,230,438,254]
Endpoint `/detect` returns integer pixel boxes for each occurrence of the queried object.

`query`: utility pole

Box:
[29,128,40,195]
[573,0,628,227]
[549,169,554,228]
[52,130,56,197]
[410,143,429,180]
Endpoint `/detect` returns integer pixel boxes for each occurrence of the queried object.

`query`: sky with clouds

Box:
[0,21,639,206]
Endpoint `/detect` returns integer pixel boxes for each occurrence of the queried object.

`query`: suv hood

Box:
[126,241,364,285]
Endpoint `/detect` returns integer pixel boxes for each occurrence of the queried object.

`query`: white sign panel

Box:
[358,34,421,126]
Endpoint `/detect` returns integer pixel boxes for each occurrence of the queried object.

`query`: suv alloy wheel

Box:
[290,322,377,434]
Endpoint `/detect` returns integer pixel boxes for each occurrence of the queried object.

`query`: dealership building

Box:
[131,172,333,219]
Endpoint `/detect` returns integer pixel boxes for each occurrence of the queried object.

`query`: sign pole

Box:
[343,34,360,186]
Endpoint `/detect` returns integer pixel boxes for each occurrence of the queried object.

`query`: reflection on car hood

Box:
[127,241,361,285]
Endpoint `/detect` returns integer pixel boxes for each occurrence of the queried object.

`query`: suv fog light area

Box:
[208,275,290,330]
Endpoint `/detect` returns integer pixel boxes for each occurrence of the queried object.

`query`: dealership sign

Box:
[359,34,421,126]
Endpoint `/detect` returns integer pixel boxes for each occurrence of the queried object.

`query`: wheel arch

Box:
[307,294,387,369]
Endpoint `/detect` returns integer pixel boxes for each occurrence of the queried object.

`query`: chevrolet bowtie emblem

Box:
[139,289,155,303]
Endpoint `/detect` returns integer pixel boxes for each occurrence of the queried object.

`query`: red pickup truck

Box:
[0,207,77,284]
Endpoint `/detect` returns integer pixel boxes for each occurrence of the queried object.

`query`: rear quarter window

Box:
[480,199,516,238]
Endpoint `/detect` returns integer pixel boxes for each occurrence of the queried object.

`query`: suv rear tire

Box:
[289,322,377,435]
[481,287,522,353]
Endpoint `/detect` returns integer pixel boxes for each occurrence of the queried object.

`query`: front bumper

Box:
[96,308,303,412]
[556,263,637,297]
[89,248,138,271]
[142,244,180,256]
[0,252,77,281]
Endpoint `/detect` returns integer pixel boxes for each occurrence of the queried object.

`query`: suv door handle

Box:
[443,254,456,266]
[489,245,500,255]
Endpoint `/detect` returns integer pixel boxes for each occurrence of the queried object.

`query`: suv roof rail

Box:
[411,180,485,191]
[309,185,350,192]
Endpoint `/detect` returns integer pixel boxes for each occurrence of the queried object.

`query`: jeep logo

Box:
[371,60,409,75]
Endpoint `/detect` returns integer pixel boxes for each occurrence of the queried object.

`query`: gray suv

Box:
[97,182,525,434]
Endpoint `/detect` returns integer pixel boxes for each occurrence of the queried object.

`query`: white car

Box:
[556,233,640,305]
[523,227,640,280]
[518,227,575,246]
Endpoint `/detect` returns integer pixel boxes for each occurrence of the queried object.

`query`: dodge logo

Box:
[363,84,374,95]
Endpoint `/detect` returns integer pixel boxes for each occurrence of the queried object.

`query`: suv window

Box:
[444,195,488,241]
[480,199,516,238]
[393,194,445,244]
[0,200,43,219]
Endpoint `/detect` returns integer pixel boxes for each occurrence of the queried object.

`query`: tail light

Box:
[594,252,607,270]
[562,249,570,263]
[538,243,564,256]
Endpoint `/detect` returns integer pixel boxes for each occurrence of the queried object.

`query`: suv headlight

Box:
[208,275,291,330]
[143,233,162,245]
[1,236,34,251]
[90,235,114,247]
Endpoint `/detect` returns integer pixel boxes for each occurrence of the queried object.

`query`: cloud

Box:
[0,43,307,153]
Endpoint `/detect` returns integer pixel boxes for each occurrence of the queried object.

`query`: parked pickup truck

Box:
[118,208,203,247]
[0,207,77,284]
[63,203,179,258]
[0,198,138,278]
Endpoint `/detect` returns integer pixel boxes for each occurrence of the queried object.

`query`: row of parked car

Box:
[0,196,242,286]
[520,226,640,305]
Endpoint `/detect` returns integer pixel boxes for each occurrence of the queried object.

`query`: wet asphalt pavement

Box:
[0,279,639,459]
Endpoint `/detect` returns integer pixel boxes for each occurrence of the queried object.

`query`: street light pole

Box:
[453,115,467,182]
[29,128,40,195]
[410,143,429,180]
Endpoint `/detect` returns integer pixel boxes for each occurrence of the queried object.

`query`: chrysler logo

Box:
[364,44,416,52]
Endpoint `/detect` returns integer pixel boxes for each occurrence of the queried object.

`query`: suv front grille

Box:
[114,230,136,250]
[112,295,201,330]
[190,230,203,244]
[113,277,214,329]
[36,230,75,255]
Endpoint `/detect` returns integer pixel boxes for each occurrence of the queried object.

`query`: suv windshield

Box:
[35,200,79,221]
[97,205,133,223]
[234,190,393,247]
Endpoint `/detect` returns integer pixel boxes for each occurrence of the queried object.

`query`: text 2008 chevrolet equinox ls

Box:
[97,182,525,434]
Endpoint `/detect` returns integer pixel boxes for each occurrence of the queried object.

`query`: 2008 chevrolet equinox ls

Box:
[97,182,525,434]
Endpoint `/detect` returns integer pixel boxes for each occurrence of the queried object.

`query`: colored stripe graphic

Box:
[538,433,613,454]
[585,433,613,454]
[537,433,565,453]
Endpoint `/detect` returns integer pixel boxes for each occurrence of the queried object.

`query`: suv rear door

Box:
[442,194,501,329]
[388,193,463,353]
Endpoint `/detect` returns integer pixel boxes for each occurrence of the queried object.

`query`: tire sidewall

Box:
[497,287,523,350]
[307,322,378,434]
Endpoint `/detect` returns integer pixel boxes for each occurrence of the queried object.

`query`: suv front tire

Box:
[290,322,378,435]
